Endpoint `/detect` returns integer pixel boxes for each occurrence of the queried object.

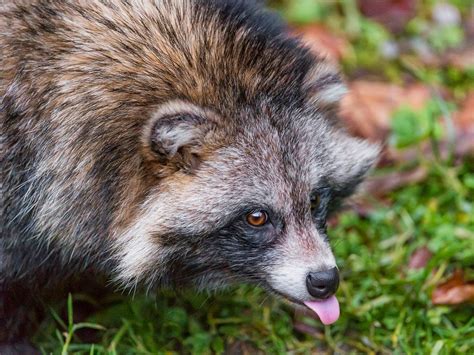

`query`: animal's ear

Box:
[328,131,381,194]
[143,101,219,176]
[302,61,348,109]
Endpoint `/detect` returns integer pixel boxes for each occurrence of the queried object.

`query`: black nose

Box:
[306,267,339,299]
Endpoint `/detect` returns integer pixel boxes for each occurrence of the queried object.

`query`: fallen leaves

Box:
[340,81,431,141]
[358,0,417,33]
[293,320,324,339]
[292,24,349,63]
[445,47,474,70]
[408,246,433,270]
[225,341,263,355]
[432,270,474,305]
[453,92,474,133]
[365,166,428,198]
[338,83,474,174]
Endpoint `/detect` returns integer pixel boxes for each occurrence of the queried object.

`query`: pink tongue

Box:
[303,296,340,325]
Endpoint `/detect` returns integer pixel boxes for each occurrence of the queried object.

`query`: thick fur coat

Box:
[1,0,379,346]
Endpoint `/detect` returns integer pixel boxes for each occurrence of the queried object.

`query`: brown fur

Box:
[1,0,379,346]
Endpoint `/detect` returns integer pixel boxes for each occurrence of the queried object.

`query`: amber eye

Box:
[310,194,321,212]
[246,210,268,227]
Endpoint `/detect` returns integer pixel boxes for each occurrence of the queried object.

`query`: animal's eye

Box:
[310,194,321,212]
[246,210,268,227]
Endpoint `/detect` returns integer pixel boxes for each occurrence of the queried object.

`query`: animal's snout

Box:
[306,267,339,299]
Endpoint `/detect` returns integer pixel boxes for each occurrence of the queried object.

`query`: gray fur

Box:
[0,0,379,343]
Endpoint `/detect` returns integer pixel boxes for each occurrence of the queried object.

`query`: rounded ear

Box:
[303,61,348,109]
[143,101,219,176]
[328,131,381,193]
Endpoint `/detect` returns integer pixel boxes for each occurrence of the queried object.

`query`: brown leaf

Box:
[432,270,474,305]
[293,321,324,339]
[348,198,391,218]
[225,341,263,355]
[408,246,432,270]
[445,47,474,70]
[340,81,431,141]
[364,166,428,197]
[358,0,417,33]
[291,24,349,63]
[453,92,474,133]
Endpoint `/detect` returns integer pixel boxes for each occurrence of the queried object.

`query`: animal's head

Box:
[117,86,378,324]
[114,0,379,324]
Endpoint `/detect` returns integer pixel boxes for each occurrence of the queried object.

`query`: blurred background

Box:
[37,1,473,353]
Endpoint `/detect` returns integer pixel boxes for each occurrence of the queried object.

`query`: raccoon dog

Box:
[0,0,379,348]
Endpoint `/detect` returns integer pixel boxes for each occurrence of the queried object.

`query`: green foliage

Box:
[390,99,451,148]
[428,25,464,53]
[279,0,332,24]
[347,18,391,69]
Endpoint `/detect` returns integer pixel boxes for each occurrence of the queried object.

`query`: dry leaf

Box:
[453,92,474,133]
[432,270,474,305]
[365,166,428,197]
[453,131,474,160]
[291,24,349,63]
[340,81,431,141]
[293,321,324,339]
[225,341,263,355]
[445,47,474,70]
[358,0,417,33]
[408,246,432,270]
